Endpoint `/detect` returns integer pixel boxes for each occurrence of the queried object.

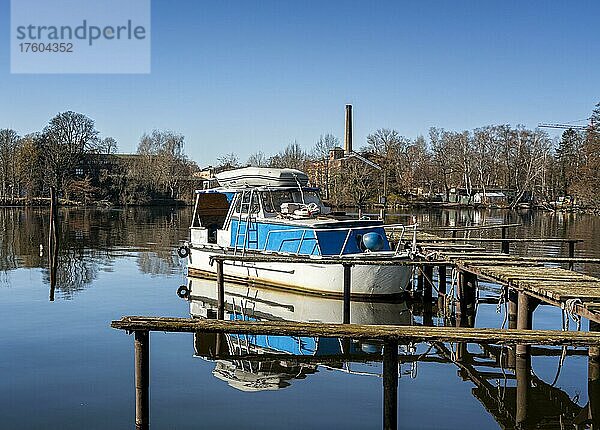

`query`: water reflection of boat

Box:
[184,167,413,298]
[187,276,412,391]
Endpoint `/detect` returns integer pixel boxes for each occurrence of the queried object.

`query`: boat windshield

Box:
[262,190,321,213]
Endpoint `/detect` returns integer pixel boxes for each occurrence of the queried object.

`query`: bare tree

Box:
[100,137,118,155]
[41,111,100,195]
[247,151,269,167]
[310,134,339,198]
[216,153,240,172]
[340,158,376,216]
[269,141,308,170]
[0,129,20,199]
[136,130,188,198]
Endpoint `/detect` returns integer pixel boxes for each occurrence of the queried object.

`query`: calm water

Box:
[1,206,598,429]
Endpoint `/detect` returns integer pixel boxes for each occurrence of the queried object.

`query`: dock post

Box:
[438,265,447,311]
[456,270,465,327]
[501,226,510,254]
[516,292,532,356]
[382,339,398,430]
[134,330,149,430]
[457,271,477,328]
[515,350,531,429]
[507,289,518,368]
[423,265,434,325]
[417,266,424,295]
[216,260,225,320]
[465,273,477,328]
[569,240,576,271]
[588,321,600,427]
[423,265,433,302]
[343,263,352,324]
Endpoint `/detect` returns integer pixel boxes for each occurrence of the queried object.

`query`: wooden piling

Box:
[216,260,224,320]
[589,321,600,427]
[423,266,433,303]
[382,339,398,430]
[516,292,532,356]
[508,290,518,368]
[423,265,434,325]
[417,267,424,294]
[456,270,465,327]
[569,240,576,271]
[438,266,447,293]
[48,186,59,301]
[465,273,477,328]
[515,352,531,428]
[343,263,352,324]
[134,330,149,430]
[456,271,477,327]
[501,226,510,254]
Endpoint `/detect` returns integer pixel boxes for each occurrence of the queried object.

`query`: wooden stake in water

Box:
[134,330,149,430]
[48,186,59,301]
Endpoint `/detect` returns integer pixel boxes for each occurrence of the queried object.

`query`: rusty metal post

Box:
[383,339,398,430]
[343,263,352,324]
[134,330,149,430]
[216,260,224,320]
[501,226,510,254]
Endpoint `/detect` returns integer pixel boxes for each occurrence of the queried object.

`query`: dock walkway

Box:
[401,226,600,325]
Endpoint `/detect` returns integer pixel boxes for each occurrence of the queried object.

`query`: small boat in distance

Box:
[183,167,414,298]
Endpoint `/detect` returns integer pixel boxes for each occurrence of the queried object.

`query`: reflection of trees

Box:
[0,207,192,298]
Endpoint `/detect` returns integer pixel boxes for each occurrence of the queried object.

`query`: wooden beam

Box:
[112,317,600,346]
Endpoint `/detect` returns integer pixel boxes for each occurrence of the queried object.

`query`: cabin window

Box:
[233,191,260,214]
[262,190,321,213]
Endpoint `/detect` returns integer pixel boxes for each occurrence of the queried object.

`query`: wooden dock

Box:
[406,225,600,327]
[112,222,600,430]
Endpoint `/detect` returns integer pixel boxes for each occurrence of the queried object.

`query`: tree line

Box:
[0,111,198,205]
[3,103,599,209]
[234,102,600,209]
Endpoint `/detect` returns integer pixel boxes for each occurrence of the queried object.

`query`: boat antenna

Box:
[293,173,306,204]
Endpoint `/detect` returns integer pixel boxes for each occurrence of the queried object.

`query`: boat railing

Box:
[258,223,417,257]
[386,223,418,255]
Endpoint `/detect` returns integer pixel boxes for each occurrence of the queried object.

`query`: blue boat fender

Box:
[362,232,385,252]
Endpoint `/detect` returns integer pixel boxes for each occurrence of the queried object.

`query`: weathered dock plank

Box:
[111,316,600,346]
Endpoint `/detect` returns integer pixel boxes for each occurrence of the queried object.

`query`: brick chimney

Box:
[344,104,352,154]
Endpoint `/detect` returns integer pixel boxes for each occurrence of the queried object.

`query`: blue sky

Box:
[1,0,598,165]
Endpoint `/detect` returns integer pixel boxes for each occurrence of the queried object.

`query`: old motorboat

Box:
[181,167,414,298]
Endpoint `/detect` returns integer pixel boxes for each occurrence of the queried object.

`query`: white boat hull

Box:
[187,277,412,325]
[187,245,412,298]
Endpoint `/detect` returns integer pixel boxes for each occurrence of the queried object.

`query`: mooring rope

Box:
[564,298,583,331]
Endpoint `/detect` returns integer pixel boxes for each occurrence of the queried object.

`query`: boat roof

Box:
[196,186,320,194]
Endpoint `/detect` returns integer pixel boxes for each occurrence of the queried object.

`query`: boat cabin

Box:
[190,167,392,256]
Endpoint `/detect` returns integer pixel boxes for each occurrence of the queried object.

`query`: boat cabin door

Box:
[191,192,231,244]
